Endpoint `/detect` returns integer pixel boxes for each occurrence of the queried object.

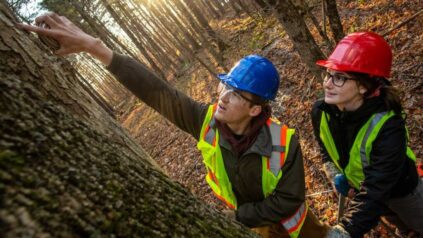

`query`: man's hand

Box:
[325,225,351,238]
[17,12,112,65]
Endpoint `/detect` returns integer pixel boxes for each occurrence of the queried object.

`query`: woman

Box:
[311,32,422,238]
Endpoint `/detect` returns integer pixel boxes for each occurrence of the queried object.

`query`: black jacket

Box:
[107,53,306,228]
[311,98,418,238]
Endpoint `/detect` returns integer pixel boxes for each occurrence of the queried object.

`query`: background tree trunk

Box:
[257,0,325,79]
[0,3,256,237]
[324,0,344,43]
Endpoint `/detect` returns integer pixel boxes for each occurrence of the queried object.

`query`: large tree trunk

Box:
[0,3,256,237]
[256,0,325,79]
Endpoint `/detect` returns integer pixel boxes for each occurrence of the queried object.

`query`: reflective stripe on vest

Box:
[197,104,306,238]
[320,110,417,189]
[281,202,307,235]
[267,119,287,176]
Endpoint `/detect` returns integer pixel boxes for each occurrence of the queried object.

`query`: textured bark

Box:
[256,0,325,79]
[324,0,344,43]
[0,3,257,237]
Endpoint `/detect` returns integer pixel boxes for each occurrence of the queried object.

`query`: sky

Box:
[18,0,46,22]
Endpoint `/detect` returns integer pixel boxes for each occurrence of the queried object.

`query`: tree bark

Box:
[256,0,325,79]
[0,3,257,237]
[324,0,344,44]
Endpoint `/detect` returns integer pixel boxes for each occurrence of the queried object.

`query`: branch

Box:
[382,8,423,37]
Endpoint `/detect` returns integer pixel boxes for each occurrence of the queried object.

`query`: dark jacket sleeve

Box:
[236,135,306,227]
[106,53,208,139]
[311,100,332,163]
[341,116,408,238]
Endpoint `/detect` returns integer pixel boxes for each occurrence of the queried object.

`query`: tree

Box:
[324,0,344,43]
[0,2,257,237]
[257,0,325,79]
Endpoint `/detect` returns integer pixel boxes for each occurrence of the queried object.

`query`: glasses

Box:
[218,82,256,104]
[323,71,355,87]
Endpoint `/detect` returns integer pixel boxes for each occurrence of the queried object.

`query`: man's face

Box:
[214,82,260,124]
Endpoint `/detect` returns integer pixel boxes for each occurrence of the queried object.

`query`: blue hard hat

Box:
[218,55,280,100]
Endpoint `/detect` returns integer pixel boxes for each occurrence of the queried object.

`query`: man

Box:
[18,13,328,238]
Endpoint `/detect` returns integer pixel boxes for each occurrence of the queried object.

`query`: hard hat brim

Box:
[316,59,390,78]
[316,59,352,72]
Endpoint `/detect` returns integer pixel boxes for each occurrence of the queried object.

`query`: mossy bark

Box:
[0,3,257,237]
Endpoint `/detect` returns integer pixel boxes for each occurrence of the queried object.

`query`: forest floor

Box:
[115,1,422,237]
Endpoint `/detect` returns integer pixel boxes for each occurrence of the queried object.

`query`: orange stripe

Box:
[208,171,219,185]
[212,190,235,209]
[266,119,272,127]
[267,156,270,170]
[203,124,210,141]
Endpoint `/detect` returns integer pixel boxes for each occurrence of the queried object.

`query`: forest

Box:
[1,0,422,237]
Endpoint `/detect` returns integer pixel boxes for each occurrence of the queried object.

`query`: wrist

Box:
[83,37,101,53]
[84,37,113,66]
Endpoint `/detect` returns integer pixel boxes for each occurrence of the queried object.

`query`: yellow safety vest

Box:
[197,104,307,238]
[320,110,416,189]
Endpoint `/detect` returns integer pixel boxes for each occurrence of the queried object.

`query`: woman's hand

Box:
[17,12,112,65]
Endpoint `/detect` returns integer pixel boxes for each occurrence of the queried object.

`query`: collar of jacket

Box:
[318,97,387,123]
[217,124,273,158]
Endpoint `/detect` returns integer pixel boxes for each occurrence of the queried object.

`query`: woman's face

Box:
[323,69,367,111]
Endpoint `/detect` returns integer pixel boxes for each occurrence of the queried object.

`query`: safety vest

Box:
[319,110,417,189]
[197,104,307,238]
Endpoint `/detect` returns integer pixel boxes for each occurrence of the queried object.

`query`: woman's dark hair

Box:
[249,93,268,107]
[350,72,403,114]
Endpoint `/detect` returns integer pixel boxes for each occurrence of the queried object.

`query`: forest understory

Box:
[114,1,422,237]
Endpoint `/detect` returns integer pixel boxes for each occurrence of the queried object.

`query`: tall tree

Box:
[255,0,325,79]
[324,0,344,43]
[0,2,257,237]
[186,0,228,52]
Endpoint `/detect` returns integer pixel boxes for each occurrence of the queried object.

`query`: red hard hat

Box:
[317,32,392,77]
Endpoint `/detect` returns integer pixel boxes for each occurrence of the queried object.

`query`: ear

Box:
[359,85,367,95]
[249,105,262,117]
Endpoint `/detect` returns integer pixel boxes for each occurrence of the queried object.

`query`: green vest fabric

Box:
[319,110,416,189]
[197,105,306,238]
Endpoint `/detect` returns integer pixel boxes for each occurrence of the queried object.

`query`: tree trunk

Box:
[183,0,228,51]
[257,0,325,79]
[300,0,334,51]
[324,0,344,43]
[102,0,166,80]
[0,3,257,237]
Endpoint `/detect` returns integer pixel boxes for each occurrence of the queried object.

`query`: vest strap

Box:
[267,120,288,176]
[359,111,387,168]
[204,118,216,146]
